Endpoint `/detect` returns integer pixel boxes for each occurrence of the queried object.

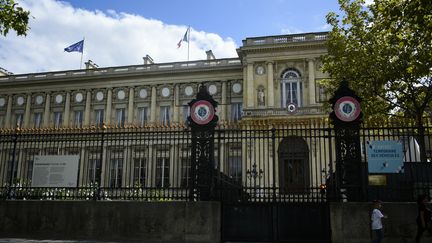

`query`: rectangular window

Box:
[15,113,23,128]
[34,112,42,128]
[74,110,83,128]
[133,157,147,187]
[115,108,126,127]
[24,150,39,181]
[317,85,327,103]
[87,158,101,184]
[5,150,18,184]
[227,144,242,184]
[137,107,148,126]
[182,105,190,124]
[160,106,171,126]
[53,112,63,128]
[156,149,170,188]
[180,147,191,187]
[94,109,104,127]
[230,102,243,122]
[109,158,123,188]
[0,115,3,128]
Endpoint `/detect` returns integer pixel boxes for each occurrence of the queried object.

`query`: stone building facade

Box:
[0,32,330,192]
[0,32,328,129]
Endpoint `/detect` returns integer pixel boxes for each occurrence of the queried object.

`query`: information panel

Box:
[367,140,404,173]
[31,155,80,187]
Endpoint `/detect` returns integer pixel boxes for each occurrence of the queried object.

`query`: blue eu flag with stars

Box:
[64,40,84,53]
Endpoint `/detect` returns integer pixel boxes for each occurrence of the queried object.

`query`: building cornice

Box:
[0,58,242,87]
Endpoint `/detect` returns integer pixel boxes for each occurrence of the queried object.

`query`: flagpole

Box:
[187,26,190,62]
[80,37,85,69]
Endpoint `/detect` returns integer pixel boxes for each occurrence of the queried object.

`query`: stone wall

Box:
[330,202,432,243]
[0,201,220,243]
[2,200,432,242]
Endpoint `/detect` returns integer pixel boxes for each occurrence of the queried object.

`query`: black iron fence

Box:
[0,119,431,202]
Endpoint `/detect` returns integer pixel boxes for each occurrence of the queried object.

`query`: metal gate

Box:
[222,202,330,243]
[213,124,334,243]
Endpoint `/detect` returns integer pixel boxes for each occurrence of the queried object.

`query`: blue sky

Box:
[63,0,340,44]
[0,0,347,74]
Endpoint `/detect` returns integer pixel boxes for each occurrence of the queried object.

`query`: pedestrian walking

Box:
[371,199,386,243]
[415,194,432,243]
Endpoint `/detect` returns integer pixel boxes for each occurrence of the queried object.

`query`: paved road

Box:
[0,239,120,243]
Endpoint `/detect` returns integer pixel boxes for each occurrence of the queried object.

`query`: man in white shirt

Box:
[371,200,386,243]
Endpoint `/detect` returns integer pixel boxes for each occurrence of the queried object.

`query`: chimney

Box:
[206,50,215,60]
[0,67,12,76]
[85,60,99,69]
[143,55,154,65]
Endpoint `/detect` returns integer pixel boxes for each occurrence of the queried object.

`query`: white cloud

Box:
[0,0,238,74]
[280,27,304,35]
[364,0,374,5]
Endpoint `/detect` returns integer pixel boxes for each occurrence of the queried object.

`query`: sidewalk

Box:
[0,239,120,243]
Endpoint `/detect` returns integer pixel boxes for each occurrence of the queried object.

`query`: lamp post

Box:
[246,163,263,197]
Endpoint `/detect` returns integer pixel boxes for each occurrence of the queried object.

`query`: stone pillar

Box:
[308,58,316,105]
[150,86,157,123]
[23,94,31,128]
[173,85,179,123]
[43,93,51,128]
[5,96,12,128]
[247,62,254,107]
[84,91,91,126]
[105,89,112,126]
[127,87,134,125]
[221,81,227,121]
[267,62,275,107]
[242,64,248,107]
[64,92,71,127]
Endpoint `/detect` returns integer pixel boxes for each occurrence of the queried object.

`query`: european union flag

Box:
[64,40,84,53]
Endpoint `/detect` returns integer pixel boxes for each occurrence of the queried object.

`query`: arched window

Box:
[280,69,303,108]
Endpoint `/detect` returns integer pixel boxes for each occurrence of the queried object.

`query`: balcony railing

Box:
[243,32,328,46]
[0,58,242,83]
[243,106,326,117]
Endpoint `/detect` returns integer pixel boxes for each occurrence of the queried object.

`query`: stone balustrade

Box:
[243,32,328,46]
[0,58,242,83]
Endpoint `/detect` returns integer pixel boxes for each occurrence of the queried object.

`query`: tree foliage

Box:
[321,0,432,123]
[0,0,30,36]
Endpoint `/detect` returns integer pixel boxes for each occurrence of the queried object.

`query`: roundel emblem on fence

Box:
[191,100,215,125]
[287,103,297,114]
[334,96,361,122]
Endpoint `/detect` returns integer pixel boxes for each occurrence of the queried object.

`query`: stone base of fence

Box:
[330,202,432,243]
[0,201,220,243]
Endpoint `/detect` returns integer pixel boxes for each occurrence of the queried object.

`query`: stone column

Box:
[242,64,248,107]
[247,62,254,107]
[127,87,134,125]
[173,85,179,123]
[64,92,71,127]
[150,86,157,123]
[308,58,316,105]
[5,95,12,128]
[23,94,31,128]
[105,89,112,126]
[221,81,227,121]
[43,93,51,128]
[267,62,275,107]
[84,91,91,126]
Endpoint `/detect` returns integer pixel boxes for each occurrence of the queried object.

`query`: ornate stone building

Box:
[0,32,330,193]
[0,32,328,129]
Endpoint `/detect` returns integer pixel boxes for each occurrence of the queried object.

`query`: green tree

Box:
[0,0,30,36]
[322,0,432,161]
